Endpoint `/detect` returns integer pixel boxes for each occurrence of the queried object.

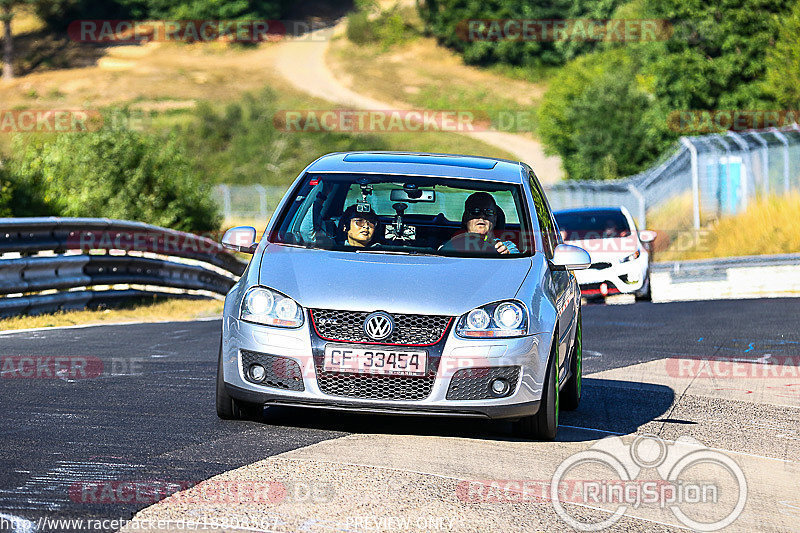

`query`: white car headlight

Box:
[241,287,304,328]
[456,301,528,338]
[620,249,641,263]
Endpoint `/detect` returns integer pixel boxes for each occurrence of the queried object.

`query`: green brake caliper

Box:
[577,319,582,397]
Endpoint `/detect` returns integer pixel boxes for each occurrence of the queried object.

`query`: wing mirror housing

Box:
[221,226,258,253]
[638,230,657,243]
[550,243,591,271]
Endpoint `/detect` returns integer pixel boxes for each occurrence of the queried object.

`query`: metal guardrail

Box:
[652,253,800,280]
[0,217,249,318]
[0,217,245,275]
[650,253,800,302]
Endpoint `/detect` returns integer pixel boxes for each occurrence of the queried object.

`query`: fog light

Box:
[600,282,609,296]
[249,364,266,382]
[490,378,510,396]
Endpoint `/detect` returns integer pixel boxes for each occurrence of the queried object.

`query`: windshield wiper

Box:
[354,249,438,257]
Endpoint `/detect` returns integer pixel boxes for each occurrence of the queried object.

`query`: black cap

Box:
[339,204,380,236]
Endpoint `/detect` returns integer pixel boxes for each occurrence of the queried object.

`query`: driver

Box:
[449,192,519,254]
[338,204,381,248]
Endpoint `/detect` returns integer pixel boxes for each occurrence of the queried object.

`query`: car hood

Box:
[565,237,639,263]
[257,244,533,316]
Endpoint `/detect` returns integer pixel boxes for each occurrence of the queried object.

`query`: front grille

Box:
[446,366,521,400]
[316,371,435,401]
[310,309,451,346]
[240,350,305,391]
[590,262,612,270]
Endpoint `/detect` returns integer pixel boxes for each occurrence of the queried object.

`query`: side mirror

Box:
[550,243,591,271]
[221,226,258,253]
[638,230,657,243]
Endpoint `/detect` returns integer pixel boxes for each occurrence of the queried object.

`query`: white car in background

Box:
[553,207,656,301]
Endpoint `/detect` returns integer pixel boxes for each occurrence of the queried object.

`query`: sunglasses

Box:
[467,207,496,219]
[352,218,376,229]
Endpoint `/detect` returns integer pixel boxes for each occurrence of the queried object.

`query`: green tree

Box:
[33,0,289,28]
[417,0,624,67]
[540,48,673,180]
[1,0,30,80]
[645,0,793,110]
[764,1,800,108]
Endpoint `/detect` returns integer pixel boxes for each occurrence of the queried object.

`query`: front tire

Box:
[561,312,582,411]
[513,338,559,440]
[635,271,652,301]
[216,341,263,421]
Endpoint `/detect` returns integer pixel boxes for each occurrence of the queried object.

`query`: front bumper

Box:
[221,315,549,420]
[575,255,649,296]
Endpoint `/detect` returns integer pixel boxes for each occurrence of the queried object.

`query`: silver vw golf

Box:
[217,152,590,440]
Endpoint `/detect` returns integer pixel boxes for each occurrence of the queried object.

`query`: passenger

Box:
[338,204,381,248]
[444,192,519,254]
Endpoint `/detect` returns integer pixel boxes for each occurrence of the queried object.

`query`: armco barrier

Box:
[0,217,249,317]
[651,253,800,302]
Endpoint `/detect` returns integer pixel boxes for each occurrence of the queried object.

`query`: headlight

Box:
[241,287,304,328]
[620,249,641,263]
[456,301,528,338]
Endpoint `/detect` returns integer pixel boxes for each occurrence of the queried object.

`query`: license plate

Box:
[323,345,428,376]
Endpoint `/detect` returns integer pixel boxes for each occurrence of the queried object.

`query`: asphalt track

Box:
[1,298,799,532]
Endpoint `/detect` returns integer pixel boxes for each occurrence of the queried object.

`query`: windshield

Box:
[554,210,631,240]
[269,173,534,257]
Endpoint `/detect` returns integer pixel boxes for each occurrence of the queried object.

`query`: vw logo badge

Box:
[364,312,394,341]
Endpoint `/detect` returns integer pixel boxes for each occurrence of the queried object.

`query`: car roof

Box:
[306,152,526,184]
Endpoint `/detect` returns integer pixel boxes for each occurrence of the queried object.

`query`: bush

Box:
[0,178,13,218]
[5,127,221,232]
[346,3,419,49]
[346,10,376,45]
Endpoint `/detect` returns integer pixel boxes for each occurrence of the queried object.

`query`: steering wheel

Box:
[443,232,499,254]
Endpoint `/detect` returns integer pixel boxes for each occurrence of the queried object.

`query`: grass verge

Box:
[652,193,800,261]
[0,297,223,332]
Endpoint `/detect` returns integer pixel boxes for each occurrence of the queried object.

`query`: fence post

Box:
[749,131,770,195]
[770,128,790,194]
[680,137,701,230]
[727,131,751,210]
[626,183,646,230]
[254,185,267,220]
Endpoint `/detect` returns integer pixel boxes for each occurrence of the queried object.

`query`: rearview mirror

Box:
[638,230,657,243]
[221,226,258,253]
[390,189,435,202]
[550,244,591,271]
